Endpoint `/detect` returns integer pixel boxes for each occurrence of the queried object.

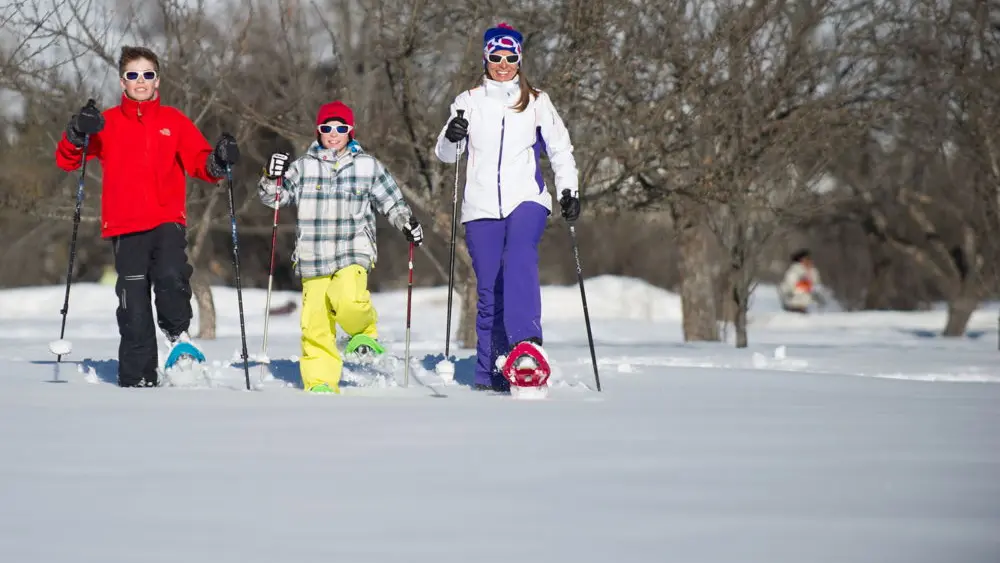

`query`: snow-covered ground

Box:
[1,276,998,562]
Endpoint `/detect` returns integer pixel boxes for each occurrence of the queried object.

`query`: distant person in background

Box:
[779,249,826,314]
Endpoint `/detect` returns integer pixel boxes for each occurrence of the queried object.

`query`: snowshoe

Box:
[164,340,206,369]
[161,333,210,387]
[344,334,385,364]
[501,340,551,399]
[119,377,159,388]
[339,335,404,388]
[308,382,340,394]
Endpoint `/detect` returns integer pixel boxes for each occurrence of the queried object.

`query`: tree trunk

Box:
[187,187,221,340]
[732,283,749,348]
[192,271,216,340]
[674,207,719,342]
[864,236,892,310]
[942,296,977,337]
[457,275,478,350]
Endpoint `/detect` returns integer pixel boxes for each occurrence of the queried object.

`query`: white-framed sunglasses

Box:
[487,53,520,64]
[318,123,353,135]
[122,70,157,81]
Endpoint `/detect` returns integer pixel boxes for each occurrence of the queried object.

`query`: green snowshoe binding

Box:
[344,334,385,363]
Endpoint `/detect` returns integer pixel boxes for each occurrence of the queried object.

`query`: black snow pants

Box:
[111,222,194,387]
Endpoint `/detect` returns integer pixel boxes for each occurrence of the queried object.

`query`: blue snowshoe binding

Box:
[164,339,206,369]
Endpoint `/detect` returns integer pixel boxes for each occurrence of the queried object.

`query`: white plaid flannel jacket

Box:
[258,141,413,278]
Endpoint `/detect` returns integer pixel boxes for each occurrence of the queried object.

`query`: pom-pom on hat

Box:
[483,22,523,58]
[315,100,355,138]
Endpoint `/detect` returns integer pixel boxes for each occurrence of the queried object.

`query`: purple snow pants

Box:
[464,202,549,388]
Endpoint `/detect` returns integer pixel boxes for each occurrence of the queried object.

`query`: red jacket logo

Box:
[160,128,171,136]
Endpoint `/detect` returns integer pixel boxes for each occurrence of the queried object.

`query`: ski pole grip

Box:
[455,109,466,154]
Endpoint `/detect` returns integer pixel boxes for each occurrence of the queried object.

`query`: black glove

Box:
[559,189,580,222]
[213,133,240,165]
[207,133,239,177]
[403,216,424,247]
[76,100,104,135]
[444,114,468,143]
[65,99,103,147]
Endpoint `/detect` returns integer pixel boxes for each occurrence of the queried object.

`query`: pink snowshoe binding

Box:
[501,340,551,388]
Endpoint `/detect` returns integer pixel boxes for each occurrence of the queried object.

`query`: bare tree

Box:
[825,0,1000,337]
[2,0,997,358]
[695,0,891,347]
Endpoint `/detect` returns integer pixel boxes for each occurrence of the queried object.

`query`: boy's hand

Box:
[214,133,240,165]
[75,99,104,135]
[65,99,103,147]
[403,217,424,247]
[266,152,290,179]
[208,133,239,178]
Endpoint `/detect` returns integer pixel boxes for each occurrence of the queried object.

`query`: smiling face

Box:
[486,49,519,82]
[120,57,159,102]
[318,119,352,152]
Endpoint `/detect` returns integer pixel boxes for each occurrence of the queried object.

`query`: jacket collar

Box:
[119,92,161,120]
[306,140,364,167]
[483,76,520,102]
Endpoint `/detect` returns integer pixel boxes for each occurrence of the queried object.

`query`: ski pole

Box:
[444,109,465,358]
[53,132,91,362]
[259,175,282,382]
[568,223,601,392]
[223,155,251,391]
[404,225,416,387]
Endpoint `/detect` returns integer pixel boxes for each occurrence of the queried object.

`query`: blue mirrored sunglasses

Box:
[122,70,157,81]
[317,123,353,135]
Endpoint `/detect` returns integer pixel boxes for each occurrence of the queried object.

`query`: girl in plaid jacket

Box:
[259,100,424,393]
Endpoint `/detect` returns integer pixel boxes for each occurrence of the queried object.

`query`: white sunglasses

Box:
[318,123,353,135]
[487,53,520,64]
[122,70,157,81]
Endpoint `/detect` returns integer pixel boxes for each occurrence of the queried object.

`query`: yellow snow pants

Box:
[300,265,378,392]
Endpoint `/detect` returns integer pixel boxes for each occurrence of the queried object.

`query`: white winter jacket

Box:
[435,77,579,223]
[779,262,821,310]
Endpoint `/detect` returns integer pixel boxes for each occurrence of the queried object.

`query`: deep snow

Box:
[1,277,998,562]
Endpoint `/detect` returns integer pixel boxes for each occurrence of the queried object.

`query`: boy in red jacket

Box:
[54,46,239,388]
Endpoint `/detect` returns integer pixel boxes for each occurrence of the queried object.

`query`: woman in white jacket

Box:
[435,22,581,392]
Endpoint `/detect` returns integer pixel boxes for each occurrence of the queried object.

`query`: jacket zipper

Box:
[139,102,152,213]
[497,113,506,219]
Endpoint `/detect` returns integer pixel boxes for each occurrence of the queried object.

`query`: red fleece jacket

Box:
[55,94,222,238]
